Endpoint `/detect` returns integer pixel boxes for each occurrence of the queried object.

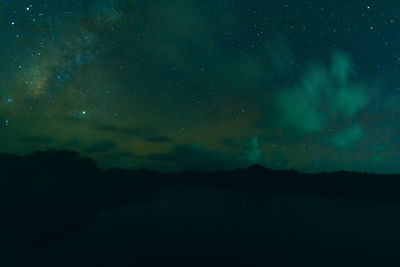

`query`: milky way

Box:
[1,0,400,172]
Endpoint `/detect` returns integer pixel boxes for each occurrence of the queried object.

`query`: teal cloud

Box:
[240,137,264,165]
[335,85,368,117]
[277,51,369,137]
[324,125,364,148]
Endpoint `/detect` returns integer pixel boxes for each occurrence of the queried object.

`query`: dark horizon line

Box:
[1,149,397,176]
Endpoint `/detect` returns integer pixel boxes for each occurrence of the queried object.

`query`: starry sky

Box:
[1,0,400,173]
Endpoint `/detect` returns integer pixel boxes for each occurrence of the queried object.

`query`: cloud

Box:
[95,123,172,143]
[142,135,172,143]
[64,138,84,149]
[276,51,369,136]
[19,135,54,144]
[59,118,173,144]
[220,137,240,148]
[334,85,369,117]
[278,84,327,133]
[85,140,118,153]
[323,125,364,148]
[240,137,264,165]
[371,144,387,152]
[330,50,352,83]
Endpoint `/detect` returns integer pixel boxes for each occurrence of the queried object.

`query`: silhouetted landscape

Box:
[2,150,400,266]
[4,0,400,265]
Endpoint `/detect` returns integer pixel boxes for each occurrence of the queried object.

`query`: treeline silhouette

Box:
[1,150,400,252]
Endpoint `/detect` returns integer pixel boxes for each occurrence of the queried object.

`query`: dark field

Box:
[1,151,400,266]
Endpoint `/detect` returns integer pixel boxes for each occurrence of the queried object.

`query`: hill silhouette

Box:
[2,150,400,266]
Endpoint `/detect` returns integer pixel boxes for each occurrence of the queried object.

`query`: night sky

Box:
[1,0,399,173]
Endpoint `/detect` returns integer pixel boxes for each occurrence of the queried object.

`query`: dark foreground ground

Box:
[2,151,400,266]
